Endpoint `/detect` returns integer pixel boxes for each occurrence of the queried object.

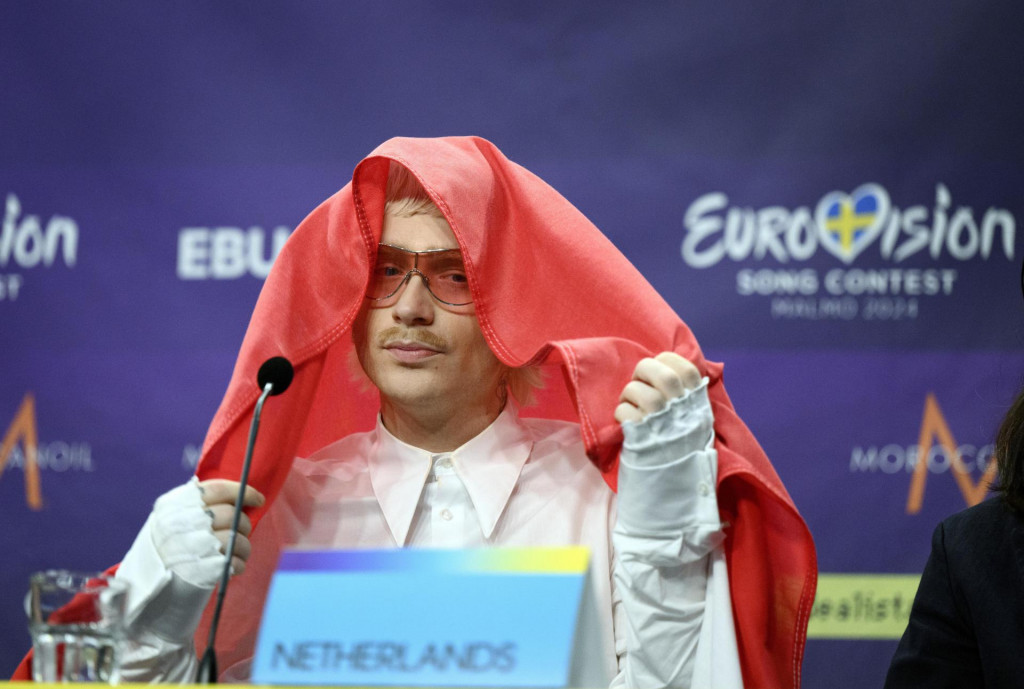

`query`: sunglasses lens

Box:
[421,252,471,304]
[368,258,408,300]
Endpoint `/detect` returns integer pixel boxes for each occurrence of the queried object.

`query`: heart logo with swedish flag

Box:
[814,184,890,264]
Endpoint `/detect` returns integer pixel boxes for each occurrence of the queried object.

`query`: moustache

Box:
[376,327,448,352]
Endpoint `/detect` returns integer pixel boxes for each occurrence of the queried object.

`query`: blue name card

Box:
[251,547,595,687]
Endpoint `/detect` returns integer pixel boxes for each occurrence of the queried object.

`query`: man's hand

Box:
[196,479,265,575]
[614,352,702,424]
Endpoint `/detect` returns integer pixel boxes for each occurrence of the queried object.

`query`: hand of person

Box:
[614,352,702,425]
[196,479,265,576]
[149,477,265,587]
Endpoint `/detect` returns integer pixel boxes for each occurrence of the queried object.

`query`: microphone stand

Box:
[195,381,274,684]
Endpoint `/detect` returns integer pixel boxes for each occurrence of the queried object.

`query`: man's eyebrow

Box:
[432,253,465,264]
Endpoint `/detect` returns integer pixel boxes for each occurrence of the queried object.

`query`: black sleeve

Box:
[883,521,982,689]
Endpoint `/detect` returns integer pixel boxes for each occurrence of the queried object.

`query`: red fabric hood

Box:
[14,136,816,688]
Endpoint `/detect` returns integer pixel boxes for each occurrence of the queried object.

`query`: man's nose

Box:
[392,272,435,324]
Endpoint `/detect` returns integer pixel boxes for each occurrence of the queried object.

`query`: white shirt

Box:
[116,381,742,688]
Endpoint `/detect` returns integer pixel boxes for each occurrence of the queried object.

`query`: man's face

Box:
[353,213,505,419]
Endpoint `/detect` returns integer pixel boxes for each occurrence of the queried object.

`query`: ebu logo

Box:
[177,226,291,280]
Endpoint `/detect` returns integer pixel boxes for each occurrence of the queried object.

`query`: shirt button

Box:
[698,482,711,497]
[436,457,453,470]
[440,508,453,521]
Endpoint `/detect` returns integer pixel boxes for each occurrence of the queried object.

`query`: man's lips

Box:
[383,339,443,363]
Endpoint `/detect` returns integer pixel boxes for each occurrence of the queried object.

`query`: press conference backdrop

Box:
[2,3,1022,686]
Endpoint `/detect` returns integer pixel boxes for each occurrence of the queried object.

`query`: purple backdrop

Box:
[2,3,1023,687]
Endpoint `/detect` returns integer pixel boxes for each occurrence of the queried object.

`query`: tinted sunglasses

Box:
[366,243,472,306]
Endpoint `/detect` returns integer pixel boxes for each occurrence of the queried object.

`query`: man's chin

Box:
[376,376,445,403]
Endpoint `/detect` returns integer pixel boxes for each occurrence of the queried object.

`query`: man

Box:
[16,136,816,688]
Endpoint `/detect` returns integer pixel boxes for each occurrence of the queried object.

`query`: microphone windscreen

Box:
[257,356,294,396]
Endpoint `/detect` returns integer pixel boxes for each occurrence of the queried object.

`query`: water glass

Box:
[27,570,129,683]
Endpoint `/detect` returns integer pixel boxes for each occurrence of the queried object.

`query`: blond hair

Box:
[384,163,444,219]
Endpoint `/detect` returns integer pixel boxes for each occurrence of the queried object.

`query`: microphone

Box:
[196,356,294,684]
[257,356,294,396]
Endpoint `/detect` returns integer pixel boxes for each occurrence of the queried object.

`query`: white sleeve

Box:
[609,379,743,689]
[114,479,226,683]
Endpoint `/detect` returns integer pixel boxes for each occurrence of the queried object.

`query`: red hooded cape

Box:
[15,136,816,688]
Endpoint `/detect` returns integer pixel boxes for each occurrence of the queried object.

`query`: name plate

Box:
[252,547,591,687]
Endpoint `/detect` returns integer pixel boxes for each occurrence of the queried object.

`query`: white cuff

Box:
[114,478,224,643]
[117,513,217,643]
[616,380,723,564]
[150,477,227,589]
[620,378,713,467]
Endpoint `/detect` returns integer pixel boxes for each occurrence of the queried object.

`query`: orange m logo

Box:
[0,393,43,510]
[906,393,996,514]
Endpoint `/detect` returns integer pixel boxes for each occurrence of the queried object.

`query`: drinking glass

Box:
[27,570,129,683]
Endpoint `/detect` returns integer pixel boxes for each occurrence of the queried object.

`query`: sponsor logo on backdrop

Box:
[0,193,79,301]
[808,574,919,639]
[682,184,1016,320]
[177,226,292,280]
[0,393,95,510]
[848,393,996,514]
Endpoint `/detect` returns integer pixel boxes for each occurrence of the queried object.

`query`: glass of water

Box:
[27,570,129,684]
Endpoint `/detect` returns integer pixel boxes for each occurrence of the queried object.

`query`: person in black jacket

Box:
[884,385,1024,688]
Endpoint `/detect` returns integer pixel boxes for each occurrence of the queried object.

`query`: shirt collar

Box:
[368,405,533,545]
